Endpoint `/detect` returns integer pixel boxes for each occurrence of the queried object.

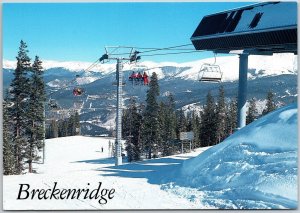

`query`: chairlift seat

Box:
[198,63,222,83]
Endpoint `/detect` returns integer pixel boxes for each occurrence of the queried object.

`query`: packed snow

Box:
[163,103,298,209]
[3,103,297,210]
[3,136,208,210]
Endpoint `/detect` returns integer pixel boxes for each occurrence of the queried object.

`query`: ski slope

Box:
[3,104,297,210]
[3,136,209,210]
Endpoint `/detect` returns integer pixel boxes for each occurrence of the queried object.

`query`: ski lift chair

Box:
[198,63,222,83]
[73,87,84,96]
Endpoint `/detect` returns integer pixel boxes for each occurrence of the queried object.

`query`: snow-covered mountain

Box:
[3,53,297,83]
[3,59,116,74]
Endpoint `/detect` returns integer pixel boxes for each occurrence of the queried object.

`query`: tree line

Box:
[3,41,46,175]
[46,112,80,139]
[122,72,277,162]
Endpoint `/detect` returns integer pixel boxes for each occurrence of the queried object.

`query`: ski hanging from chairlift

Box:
[198,53,223,83]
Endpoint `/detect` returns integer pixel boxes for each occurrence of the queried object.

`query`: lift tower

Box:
[99,47,140,166]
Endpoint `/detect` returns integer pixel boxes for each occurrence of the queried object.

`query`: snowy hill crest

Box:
[3,53,297,83]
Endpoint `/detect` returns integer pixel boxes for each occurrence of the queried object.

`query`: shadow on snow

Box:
[73,156,190,185]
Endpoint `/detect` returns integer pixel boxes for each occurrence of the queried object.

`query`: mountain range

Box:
[3,53,298,135]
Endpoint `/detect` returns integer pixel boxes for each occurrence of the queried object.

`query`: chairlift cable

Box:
[107,48,199,56]
[104,44,195,56]
[139,50,204,57]
[138,44,195,54]
[117,44,194,53]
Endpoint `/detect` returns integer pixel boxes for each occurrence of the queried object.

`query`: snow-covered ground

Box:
[164,103,298,209]
[3,136,209,210]
[3,104,297,210]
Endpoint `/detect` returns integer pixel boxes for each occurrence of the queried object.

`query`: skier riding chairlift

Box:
[129,71,149,86]
[143,72,149,85]
[129,71,137,82]
[137,72,143,85]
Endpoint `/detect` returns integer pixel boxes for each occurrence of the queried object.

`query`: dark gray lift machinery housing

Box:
[191,1,297,129]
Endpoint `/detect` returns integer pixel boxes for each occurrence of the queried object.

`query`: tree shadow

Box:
[73,155,191,185]
[72,157,115,165]
[99,157,185,185]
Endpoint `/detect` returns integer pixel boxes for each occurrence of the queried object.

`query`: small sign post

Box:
[180,131,194,153]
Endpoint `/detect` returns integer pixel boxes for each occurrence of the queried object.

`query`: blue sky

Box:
[3,2,252,63]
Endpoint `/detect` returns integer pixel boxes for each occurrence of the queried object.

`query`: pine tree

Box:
[67,114,76,136]
[3,94,16,175]
[26,56,46,173]
[246,98,258,124]
[9,40,31,174]
[62,120,68,137]
[262,91,276,115]
[191,111,201,148]
[123,105,134,162]
[74,111,80,135]
[157,102,165,155]
[200,91,217,146]
[216,86,226,144]
[225,97,238,136]
[176,109,187,137]
[51,120,59,138]
[123,98,142,162]
[160,94,177,156]
[142,72,160,159]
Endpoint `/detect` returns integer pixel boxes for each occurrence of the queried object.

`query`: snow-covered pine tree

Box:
[26,56,46,173]
[3,93,16,175]
[200,91,217,146]
[216,86,226,144]
[246,98,258,124]
[262,91,276,115]
[142,72,160,159]
[9,40,31,174]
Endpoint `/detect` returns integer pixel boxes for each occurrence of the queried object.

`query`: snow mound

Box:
[167,103,298,209]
